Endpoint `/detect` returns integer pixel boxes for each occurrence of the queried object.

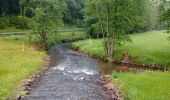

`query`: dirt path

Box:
[23,44,114,100]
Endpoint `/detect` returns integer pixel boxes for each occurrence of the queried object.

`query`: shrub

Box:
[54,32,87,43]
[0,17,9,29]
[10,16,29,29]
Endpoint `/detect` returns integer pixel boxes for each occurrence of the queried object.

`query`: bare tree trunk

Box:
[104,0,114,62]
[21,7,23,17]
[96,3,105,39]
[42,29,48,50]
[23,8,26,19]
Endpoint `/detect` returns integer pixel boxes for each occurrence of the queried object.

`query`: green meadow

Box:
[0,36,46,99]
[112,71,170,100]
[73,31,170,68]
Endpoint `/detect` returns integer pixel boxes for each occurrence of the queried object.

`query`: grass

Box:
[0,36,46,99]
[73,30,170,67]
[0,35,30,44]
[0,27,30,32]
[112,71,170,100]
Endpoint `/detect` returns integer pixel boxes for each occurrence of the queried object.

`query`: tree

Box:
[84,0,154,38]
[84,0,137,62]
[30,0,66,50]
[0,0,20,17]
[131,0,151,32]
[63,0,84,27]
[19,0,28,18]
[159,0,170,34]
[83,0,99,38]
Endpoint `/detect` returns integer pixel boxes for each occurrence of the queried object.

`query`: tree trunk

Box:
[96,3,105,39]
[105,38,114,62]
[104,0,114,62]
[41,29,48,50]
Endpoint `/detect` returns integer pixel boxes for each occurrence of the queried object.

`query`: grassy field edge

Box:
[72,30,170,68]
[0,36,46,99]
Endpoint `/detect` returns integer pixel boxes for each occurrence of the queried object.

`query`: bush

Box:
[0,17,9,29]
[11,16,29,29]
[54,32,87,43]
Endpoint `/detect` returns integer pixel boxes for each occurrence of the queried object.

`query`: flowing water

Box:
[97,60,143,74]
[24,44,112,100]
[23,43,166,100]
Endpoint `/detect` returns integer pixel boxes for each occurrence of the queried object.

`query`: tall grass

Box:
[112,71,170,100]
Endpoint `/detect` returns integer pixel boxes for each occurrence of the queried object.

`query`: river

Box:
[24,44,113,100]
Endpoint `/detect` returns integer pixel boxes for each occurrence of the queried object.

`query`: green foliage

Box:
[0,17,9,29]
[83,0,104,38]
[84,0,137,61]
[84,0,158,36]
[0,27,30,32]
[131,0,153,32]
[10,16,29,29]
[159,0,170,33]
[112,71,170,100]
[55,32,87,43]
[63,0,84,27]
[0,16,32,30]
[0,36,46,99]
[30,0,65,49]
[73,31,170,67]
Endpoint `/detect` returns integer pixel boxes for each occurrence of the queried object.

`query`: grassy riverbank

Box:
[112,71,170,100]
[0,36,46,99]
[73,30,170,100]
[73,30,170,68]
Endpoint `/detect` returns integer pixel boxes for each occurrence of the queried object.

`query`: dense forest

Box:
[0,0,84,25]
[0,0,168,31]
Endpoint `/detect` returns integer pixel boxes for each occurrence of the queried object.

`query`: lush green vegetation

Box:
[0,16,35,30]
[159,0,170,33]
[112,71,170,100]
[0,27,30,32]
[0,35,32,45]
[0,0,85,49]
[73,31,170,67]
[0,31,87,46]
[83,0,168,62]
[0,0,170,99]
[0,36,46,99]
[55,32,87,43]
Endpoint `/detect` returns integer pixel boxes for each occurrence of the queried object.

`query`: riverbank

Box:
[112,71,170,100]
[18,56,50,100]
[70,46,170,100]
[72,30,170,99]
[72,30,170,69]
[0,36,46,99]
